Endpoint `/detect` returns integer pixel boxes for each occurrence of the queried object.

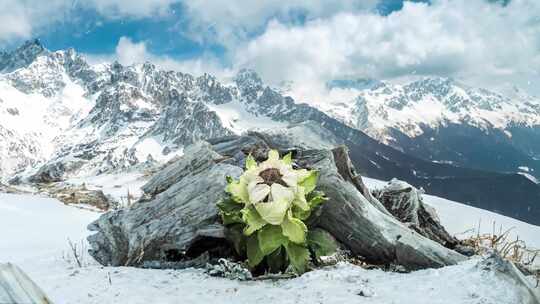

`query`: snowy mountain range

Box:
[0,40,539,224]
[317,77,540,181]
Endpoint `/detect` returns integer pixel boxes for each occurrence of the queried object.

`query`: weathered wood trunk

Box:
[88,142,242,266]
[88,132,465,270]
[293,148,464,269]
[331,147,391,216]
[0,263,52,304]
[373,179,458,248]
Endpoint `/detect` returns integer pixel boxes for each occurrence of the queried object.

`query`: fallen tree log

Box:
[88,142,241,266]
[88,132,464,270]
[292,148,464,269]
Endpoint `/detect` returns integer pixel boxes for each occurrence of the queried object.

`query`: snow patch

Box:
[518,172,539,184]
[207,99,287,134]
[133,137,182,163]
[67,172,149,204]
[518,166,531,172]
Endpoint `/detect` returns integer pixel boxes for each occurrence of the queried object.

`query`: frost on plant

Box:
[217,150,334,275]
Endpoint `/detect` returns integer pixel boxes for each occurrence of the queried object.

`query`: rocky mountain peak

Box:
[403,77,455,101]
[0,39,47,73]
[1,43,100,97]
[234,68,264,99]
[195,73,234,105]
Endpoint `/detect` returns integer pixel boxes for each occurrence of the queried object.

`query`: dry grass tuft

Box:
[460,220,539,287]
[62,238,88,268]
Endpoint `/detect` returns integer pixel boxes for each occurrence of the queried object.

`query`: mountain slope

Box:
[315,77,540,178]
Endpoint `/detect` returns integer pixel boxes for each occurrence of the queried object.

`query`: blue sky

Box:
[34,4,216,59]
[1,0,539,96]
[13,1,427,60]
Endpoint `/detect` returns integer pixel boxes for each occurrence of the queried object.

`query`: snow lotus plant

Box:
[217,150,336,274]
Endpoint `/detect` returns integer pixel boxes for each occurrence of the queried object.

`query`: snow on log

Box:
[479,254,540,304]
[373,179,458,248]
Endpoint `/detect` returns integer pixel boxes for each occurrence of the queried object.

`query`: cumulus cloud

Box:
[106,36,232,78]
[115,37,148,65]
[234,0,540,98]
[0,0,72,44]
[181,0,379,46]
[0,4,32,43]
[82,0,178,19]
[0,0,376,46]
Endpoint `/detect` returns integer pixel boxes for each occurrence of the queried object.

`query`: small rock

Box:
[205,258,252,281]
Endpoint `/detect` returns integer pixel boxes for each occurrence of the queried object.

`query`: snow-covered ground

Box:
[67,172,150,204]
[1,178,539,304]
[10,255,532,304]
[0,193,97,262]
[207,99,288,135]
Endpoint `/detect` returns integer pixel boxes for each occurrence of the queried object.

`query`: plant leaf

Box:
[307,228,338,259]
[266,246,286,273]
[282,152,293,165]
[298,170,319,194]
[217,197,242,213]
[258,225,287,256]
[292,192,327,221]
[217,197,243,225]
[268,150,280,161]
[241,206,267,235]
[226,178,249,203]
[308,191,328,210]
[270,183,294,202]
[221,211,243,225]
[225,224,246,256]
[247,234,265,268]
[281,211,307,244]
[292,186,309,211]
[292,205,311,221]
[245,154,257,170]
[285,242,310,274]
[254,198,290,225]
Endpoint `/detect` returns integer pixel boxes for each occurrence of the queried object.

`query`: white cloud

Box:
[115,37,148,65]
[0,0,180,45]
[181,0,379,46]
[0,1,32,43]
[106,36,232,78]
[0,0,375,46]
[233,0,540,98]
[0,0,71,44]
[82,0,178,19]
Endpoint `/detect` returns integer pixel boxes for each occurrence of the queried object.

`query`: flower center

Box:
[259,168,287,186]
